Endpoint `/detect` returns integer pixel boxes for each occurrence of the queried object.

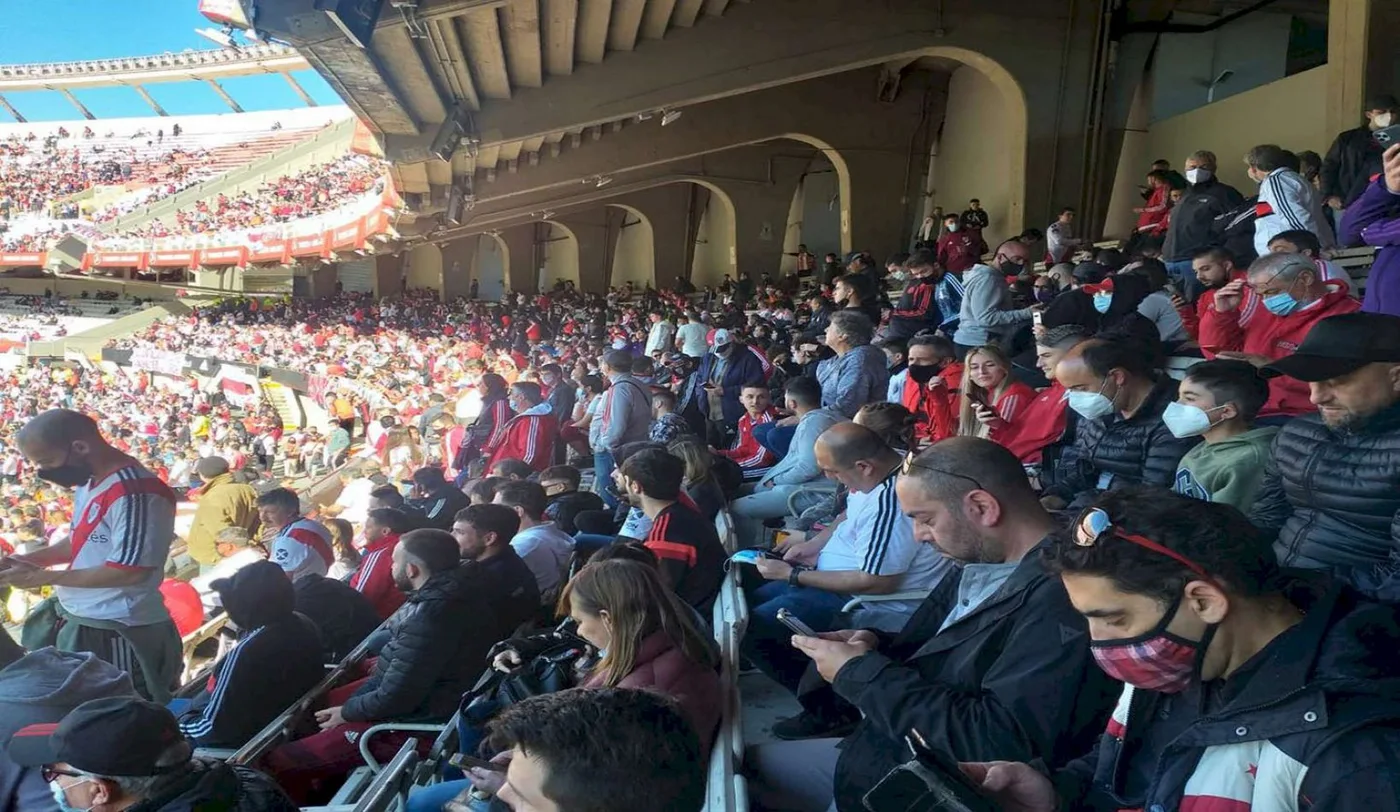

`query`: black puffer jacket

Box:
[342,566,498,723]
[1045,377,1199,504]
[1250,403,1400,590]
[130,758,298,811]
[1162,178,1243,261]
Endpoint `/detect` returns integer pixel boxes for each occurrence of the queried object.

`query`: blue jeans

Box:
[594,449,618,509]
[741,582,852,694]
[407,780,489,812]
[1165,258,1204,302]
[573,533,615,561]
[753,423,797,459]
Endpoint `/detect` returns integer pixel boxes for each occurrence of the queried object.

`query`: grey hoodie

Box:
[953,263,1034,347]
[0,648,136,812]
[765,408,847,486]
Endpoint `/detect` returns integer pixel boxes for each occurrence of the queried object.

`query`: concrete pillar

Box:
[499,225,540,294]
[844,147,919,259]
[440,236,480,301]
[307,264,336,297]
[555,209,613,293]
[1327,0,1400,139]
[374,254,405,298]
[700,145,808,282]
[603,184,693,289]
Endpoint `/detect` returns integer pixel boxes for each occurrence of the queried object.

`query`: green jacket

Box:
[187,474,259,565]
[1173,426,1279,512]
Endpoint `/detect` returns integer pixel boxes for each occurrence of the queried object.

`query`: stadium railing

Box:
[708,507,751,812]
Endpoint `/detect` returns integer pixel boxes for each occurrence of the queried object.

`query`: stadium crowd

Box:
[0,103,1399,812]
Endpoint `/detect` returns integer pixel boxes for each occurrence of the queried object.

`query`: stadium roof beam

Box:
[0,94,24,123]
[132,85,169,116]
[281,72,317,107]
[203,79,244,113]
[58,88,95,120]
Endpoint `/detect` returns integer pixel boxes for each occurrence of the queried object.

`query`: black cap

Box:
[1261,312,1400,382]
[8,697,186,775]
[1366,94,1399,112]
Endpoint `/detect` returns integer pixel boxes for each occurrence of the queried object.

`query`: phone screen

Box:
[777,608,817,637]
[450,753,507,773]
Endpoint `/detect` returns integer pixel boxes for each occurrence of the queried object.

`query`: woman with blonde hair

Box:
[854,401,918,453]
[667,437,725,521]
[380,425,424,485]
[957,345,1037,440]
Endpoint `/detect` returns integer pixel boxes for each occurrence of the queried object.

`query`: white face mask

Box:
[1162,401,1226,439]
[1066,378,1117,420]
[1374,112,1394,129]
[946,222,960,232]
[1185,168,1212,185]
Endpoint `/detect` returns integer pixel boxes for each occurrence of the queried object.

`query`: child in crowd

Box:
[1166,359,1279,511]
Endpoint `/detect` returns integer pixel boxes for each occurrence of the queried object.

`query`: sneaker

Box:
[771,711,857,741]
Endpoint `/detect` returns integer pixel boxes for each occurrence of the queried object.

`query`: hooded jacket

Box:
[0,649,135,812]
[953,263,1035,347]
[128,758,299,812]
[179,562,325,748]
[1172,425,1279,513]
[1053,578,1400,812]
[696,346,768,425]
[342,565,499,723]
[185,473,259,566]
[292,573,383,661]
[1339,175,1400,317]
[582,631,721,752]
[485,402,558,472]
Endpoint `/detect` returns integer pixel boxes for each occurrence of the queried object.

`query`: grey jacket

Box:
[953,263,1034,347]
[599,373,654,451]
[766,408,847,486]
[817,345,890,419]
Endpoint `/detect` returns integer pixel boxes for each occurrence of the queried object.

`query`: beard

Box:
[930,513,999,565]
[393,572,416,593]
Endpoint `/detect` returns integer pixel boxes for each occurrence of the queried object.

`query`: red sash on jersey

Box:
[70,470,176,566]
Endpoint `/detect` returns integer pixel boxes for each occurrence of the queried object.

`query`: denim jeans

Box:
[753,423,797,459]
[741,581,852,694]
[1165,258,1204,302]
[594,449,618,509]
[731,484,827,549]
[406,780,494,812]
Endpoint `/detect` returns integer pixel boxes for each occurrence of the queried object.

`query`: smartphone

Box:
[449,753,507,773]
[1373,124,1400,146]
[1032,310,1042,327]
[776,608,817,637]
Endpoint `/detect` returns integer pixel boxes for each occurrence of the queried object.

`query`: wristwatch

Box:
[788,566,804,588]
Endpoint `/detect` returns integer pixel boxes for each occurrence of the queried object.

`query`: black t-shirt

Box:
[644,502,725,613]
[466,550,542,638]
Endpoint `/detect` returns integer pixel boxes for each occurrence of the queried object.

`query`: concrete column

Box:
[374,254,405,298]
[307,264,336,297]
[603,184,693,289]
[499,225,540,294]
[843,147,920,259]
[555,209,613,293]
[698,145,808,282]
[440,236,480,301]
[1326,0,1400,139]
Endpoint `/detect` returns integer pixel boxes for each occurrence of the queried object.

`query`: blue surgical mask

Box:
[50,779,94,812]
[1261,290,1300,317]
[1092,292,1113,314]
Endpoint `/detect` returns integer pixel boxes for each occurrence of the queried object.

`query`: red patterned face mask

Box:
[1090,599,1204,694]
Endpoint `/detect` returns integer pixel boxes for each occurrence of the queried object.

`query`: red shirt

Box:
[903,362,963,444]
[350,532,406,620]
[991,381,1069,464]
[160,579,205,638]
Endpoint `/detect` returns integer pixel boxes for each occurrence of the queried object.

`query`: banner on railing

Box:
[129,346,186,376]
[148,250,199,269]
[83,251,149,271]
[0,252,47,268]
[199,247,248,268]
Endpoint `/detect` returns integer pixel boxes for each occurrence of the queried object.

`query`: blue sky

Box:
[0,1,344,122]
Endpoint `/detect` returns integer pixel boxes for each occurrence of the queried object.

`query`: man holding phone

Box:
[1321,94,1398,209]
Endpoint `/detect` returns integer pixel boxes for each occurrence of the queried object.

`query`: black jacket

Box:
[1162,178,1244,261]
[465,549,541,637]
[885,278,940,341]
[1054,578,1400,812]
[545,490,606,535]
[179,563,324,748]
[1046,377,1199,505]
[801,304,834,341]
[342,566,498,723]
[130,759,298,812]
[1322,126,1387,207]
[408,485,472,532]
[1250,403,1400,593]
[293,574,383,661]
[824,540,1118,812]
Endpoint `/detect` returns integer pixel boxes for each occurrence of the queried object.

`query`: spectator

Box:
[747,438,1114,811]
[730,376,846,548]
[184,455,258,572]
[618,448,725,611]
[648,390,691,449]
[833,272,883,325]
[1321,93,1397,209]
[1199,252,1360,418]
[696,328,769,436]
[1250,312,1400,597]
[745,424,951,739]
[1168,359,1278,511]
[1338,143,1400,317]
[489,459,533,481]
[9,697,298,811]
[800,291,835,342]
[675,310,710,358]
[960,197,990,233]
[257,487,335,582]
[6,409,180,702]
[291,570,383,662]
[466,476,506,506]
[175,561,323,748]
[935,212,986,275]
[370,483,427,526]
[456,373,512,477]
[539,464,605,535]
[1042,335,1198,509]
[266,529,499,802]
[1000,325,1088,466]
[349,507,412,619]
[320,466,377,527]
[667,438,728,523]
[451,504,540,632]
[484,382,558,473]
[1265,228,1357,292]
[595,349,653,503]
[1046,207,1086,264]
[953,239,1036,355]
[1162,150,1244,298]
[494,480,574,600]
[714,382,779,481]
[817,311,890,418]
[644,310,676,356]
[323,518,361,580]
[853,402,919,454]
[0,648,136,812]
[974,488,1400,812]
[1247,143,1336,258]
[959,344,1037,440]
[1182,245,1246,337]
[900,334,963,446]
[888,248,962,340]
[405,466,470,532]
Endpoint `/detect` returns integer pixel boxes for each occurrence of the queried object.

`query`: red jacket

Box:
[981,380,1038,435]
[350,532,405,620]
[582,631,721,752]
[485,407,558,472]
[1198,284,1360,417]
[935,231,985,274]
[903,362,963,444]
[717,408,777,473]
[991,381,1068,464]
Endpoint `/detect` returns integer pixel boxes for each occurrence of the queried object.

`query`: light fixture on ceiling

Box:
[541,210,556,219]
[661,109,682,127]
[194,26,236,48]
[635,111,654,122]
[595,175,613,188]
[1205,69,1234,103]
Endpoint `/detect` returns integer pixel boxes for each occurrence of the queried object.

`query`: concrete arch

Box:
[539,219,580,290]
[603,202,654,288]
[477,231,510,301]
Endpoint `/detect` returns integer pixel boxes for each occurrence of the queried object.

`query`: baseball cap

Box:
[9,697,187,775]
[1081,277,1114,296]
[712,329,733,347]
[1261,312,1400,382]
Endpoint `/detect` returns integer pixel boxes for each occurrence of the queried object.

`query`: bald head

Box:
[815,422,891,469]
[18,409,101,452]
[899,436,1035,506]
[17,409,110,486]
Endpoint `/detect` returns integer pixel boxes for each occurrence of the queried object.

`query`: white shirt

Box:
[676,322,709,358]
[645,320,676,356]
[333,477,375,525]
[510,523,575,597]
[58,465,176,625]
[1254,167,1336,257]
[817,469,951,614]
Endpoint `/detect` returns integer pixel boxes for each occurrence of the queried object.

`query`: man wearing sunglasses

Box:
[967,488,1400,812]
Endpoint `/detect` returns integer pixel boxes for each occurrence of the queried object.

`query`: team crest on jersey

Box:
[85,501,103,524]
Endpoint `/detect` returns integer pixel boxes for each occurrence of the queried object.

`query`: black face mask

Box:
[999,260,1025,277]
[908,364,939,384]
[37,446,93,489]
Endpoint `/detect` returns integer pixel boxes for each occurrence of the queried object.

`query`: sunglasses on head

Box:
[1072,508,1216,582]
[900,450,985,492]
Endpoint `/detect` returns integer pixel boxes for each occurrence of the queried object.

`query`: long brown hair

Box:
[558,559,717,686]
[958,345,1014,438]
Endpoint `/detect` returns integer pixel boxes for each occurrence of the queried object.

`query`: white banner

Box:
[129,347,186,376]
